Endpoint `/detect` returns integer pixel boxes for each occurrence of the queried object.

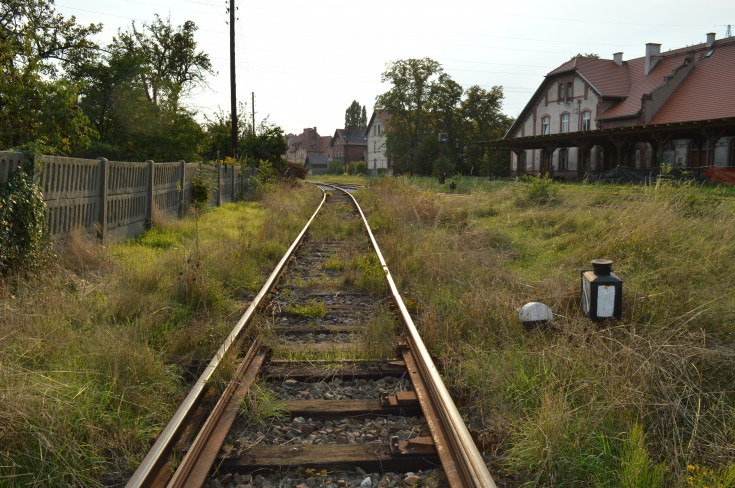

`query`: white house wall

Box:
[366,120,390,173]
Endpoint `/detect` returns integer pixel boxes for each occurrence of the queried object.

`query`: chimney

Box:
[706,32,716,47]
[644,43,661,76]
[613,52,623,67]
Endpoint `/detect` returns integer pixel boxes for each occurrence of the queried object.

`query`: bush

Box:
[327,160,344,175]
[0,166,49,274]
[255,159,278,192]
[517,173,558,205]
[347,160,368,175]
[190,168,215,210]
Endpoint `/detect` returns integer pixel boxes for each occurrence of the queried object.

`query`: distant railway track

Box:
[126,183,496,488]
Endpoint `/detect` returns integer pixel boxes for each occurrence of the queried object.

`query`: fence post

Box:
[147,160,154,227]
[217,161,222,206]
[179,160,186,218]
[98,157,109,242]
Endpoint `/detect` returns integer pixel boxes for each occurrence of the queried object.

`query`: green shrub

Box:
[190,168,215,210]
[347,160,367,175]
[0,166,49,274]
[327,160,343,175]
[517,173,558,205]
[255,159,278,191]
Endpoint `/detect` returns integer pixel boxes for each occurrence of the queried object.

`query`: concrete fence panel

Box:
[2,152,258,244]
[39,156,104,238]
[153,162,182,218]
[106,160,149,241]
[0,151,27,185]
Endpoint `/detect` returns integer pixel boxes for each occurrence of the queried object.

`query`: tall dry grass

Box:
[0,182,321,486]
[358,178,735,486]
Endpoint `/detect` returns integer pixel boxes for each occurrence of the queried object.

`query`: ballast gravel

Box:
[205,467,447,488]
[229,415,428,448]
[268,376,412,400]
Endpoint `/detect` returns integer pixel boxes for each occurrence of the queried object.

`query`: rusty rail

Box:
[331,184,497,488]
[125,189,327,488]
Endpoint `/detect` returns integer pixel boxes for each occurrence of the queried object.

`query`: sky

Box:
[54,0,733,137]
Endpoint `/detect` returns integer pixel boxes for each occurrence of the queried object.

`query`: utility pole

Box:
[252,91,255,135]
[229,0,237,160]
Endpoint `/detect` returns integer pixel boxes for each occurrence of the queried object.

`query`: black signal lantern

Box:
[581,259,622,320]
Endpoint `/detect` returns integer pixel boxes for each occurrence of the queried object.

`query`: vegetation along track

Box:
[126,183,496,488]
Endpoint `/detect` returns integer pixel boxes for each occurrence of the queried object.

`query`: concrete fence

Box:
[0,152,257,242]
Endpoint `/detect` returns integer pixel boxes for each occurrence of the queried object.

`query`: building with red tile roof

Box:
[285,128,331,164]
[499,33,735,178]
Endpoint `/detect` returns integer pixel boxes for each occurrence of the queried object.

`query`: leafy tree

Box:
[345,100,366,130]
[573,53,599,59]
[462,85,513,175]
[200,103,249,161]
[375,58,443,174]
[241,119,288,169]
[73,16,213,161]
[111,15,213,110]
[0,0,100,153]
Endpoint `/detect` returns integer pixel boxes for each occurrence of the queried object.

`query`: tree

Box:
[375,58,443,174]
[345,100,366,130]
[111,15,213,110]
[0,0,100,153]
[241,119,288,169]
[200,103,249,161]
[573,53,599,59]
[462,85,513,176]
[73,16,213,161]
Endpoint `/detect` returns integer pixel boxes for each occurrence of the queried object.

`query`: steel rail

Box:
[331,184,497,488]
[126,188,328,488]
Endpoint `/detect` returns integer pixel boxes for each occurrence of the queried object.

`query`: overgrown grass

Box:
[357,177,735,487]
[0,182,321,486]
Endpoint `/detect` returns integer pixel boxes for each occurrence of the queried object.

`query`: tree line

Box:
[0,0,286,164]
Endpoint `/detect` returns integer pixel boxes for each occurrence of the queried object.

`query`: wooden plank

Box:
[284,398,420,416]
[218,443,438,473]
[264,361,407,380]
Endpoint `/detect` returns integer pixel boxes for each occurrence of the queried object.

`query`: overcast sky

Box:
[55,0,733,137]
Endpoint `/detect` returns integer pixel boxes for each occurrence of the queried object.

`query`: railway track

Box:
[126,183,496,488]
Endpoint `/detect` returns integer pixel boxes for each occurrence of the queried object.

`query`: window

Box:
[558,83,564,101]
[582,111,591,131]
[519,152,526,172]
[730,139,735,166]
[542,116,550,135]
[559,148,569,170]
[561,114,570,133]
[378,124,382,135]
[373,141,376,151]
[567,82,572,99]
